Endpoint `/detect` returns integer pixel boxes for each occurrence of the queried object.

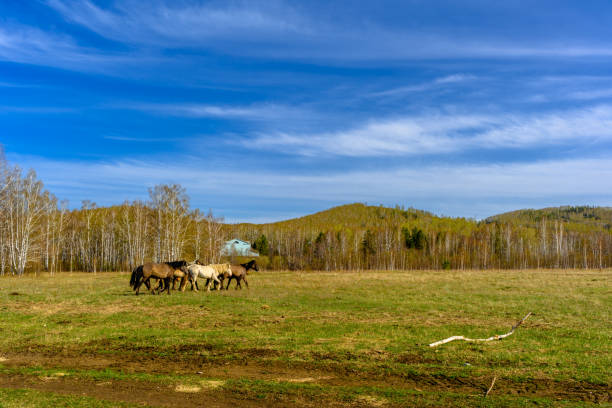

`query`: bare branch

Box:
[428,312,532,348]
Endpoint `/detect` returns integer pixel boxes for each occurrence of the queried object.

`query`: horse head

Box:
[242,260,258,273]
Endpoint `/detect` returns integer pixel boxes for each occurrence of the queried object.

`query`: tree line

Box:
[1,153,610,274]
[0,154,224,275]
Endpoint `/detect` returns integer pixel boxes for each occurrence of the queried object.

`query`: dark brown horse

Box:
[132,261,187,295]
[154,260,189,292]
[226,260,258,290]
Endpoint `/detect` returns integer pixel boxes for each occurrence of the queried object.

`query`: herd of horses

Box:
[129,259,259,295]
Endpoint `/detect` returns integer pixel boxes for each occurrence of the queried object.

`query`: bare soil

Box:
[1,348,609,406]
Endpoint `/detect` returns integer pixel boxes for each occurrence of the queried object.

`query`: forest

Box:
[1,154,611,275]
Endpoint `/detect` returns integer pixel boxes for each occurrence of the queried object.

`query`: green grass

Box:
[0,388,146,408]
[0,269,610,407]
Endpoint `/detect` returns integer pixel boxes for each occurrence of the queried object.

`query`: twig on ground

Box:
[484,375,497,398]
[428,312,532,347]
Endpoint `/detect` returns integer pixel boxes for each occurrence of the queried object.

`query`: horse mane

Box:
[165,260,187,268]
[240,260,257,269]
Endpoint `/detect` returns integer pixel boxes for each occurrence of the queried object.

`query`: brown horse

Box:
[133,261,187,295]
[226,260,258,290]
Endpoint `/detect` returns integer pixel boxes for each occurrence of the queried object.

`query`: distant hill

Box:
[231,202,612,231]
[226,203,612,270]
[485,206,612,231]
[261,203,433,228]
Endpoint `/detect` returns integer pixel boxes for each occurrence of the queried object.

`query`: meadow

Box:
[0,269,609,407]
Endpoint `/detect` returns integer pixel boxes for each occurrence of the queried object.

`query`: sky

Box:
[1,0,612,223]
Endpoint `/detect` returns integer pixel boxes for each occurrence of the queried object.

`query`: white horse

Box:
[184,263,219,292]
[184,262,231,292]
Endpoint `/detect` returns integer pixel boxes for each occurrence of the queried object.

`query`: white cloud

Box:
[248,106,612,157]
[8,153,612,220]
[45,1,612,61]
[46,0,307,46]
[567,88,612,100]
[0,24,139,73]
[120,102,308,121]
[370,74,477,97]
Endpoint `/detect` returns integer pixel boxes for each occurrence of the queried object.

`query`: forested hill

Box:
[232,203,435,229]
[230,202,612,232]
[226,203,611,270]
[485,206,612,231]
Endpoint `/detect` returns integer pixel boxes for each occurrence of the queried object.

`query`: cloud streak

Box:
[9,153,612,221]
[370,74,477,97]
[248,106,612,157]
[120,102,306,121]
[45,1,612,61]
[0,24,145,73]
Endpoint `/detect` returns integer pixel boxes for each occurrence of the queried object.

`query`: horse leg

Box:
[192,276,198,292]
[154,279,163,294]
[134,277,143,295]
[165,277,172,294]
[225,277,232,290]
[243,277,249,289]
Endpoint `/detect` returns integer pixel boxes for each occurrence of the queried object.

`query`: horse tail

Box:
[130,265,142,288]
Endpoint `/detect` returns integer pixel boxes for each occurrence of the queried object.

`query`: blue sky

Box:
[1,1,612,222]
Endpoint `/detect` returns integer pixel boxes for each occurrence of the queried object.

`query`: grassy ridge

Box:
[0,269,610,407]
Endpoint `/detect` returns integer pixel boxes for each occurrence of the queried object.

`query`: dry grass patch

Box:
[174,384,201,393]
[355,395,388,406]
[200,380,225,389]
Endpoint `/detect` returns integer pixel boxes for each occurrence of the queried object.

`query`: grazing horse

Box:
[132,261,187,295]
[202,263,233,290]
[184,263,229,292]
[226,260,258,290]
[154,260,188,292]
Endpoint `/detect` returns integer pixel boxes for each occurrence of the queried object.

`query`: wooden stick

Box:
[428,312,532,347]
[484,376,497,398]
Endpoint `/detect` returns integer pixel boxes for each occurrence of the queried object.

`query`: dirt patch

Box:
[0,373,281,408]
[1,350,609,403]
[355,395,388,407]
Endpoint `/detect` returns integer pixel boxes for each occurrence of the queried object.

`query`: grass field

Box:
[0,269,610,407]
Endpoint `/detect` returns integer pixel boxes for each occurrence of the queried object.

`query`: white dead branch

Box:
[484,375,497,398]
[428,312,532,348]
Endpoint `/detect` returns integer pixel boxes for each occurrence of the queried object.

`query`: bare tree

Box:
[205,209,225,263]
[149,184,190,261]
[5,169,48,275]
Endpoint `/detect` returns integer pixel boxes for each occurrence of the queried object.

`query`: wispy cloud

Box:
[120,102,308,121]
[371,74,477,97]
[9,153,612,220]
[46,0,307,46]
[103,135,182,142]
[0,24,139,73]
[45,1,612,61]
[567,88,612,101]
[248,106,612,157]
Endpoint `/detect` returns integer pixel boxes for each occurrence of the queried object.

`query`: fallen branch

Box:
[428,312,532,347]
[484,376,497,398]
